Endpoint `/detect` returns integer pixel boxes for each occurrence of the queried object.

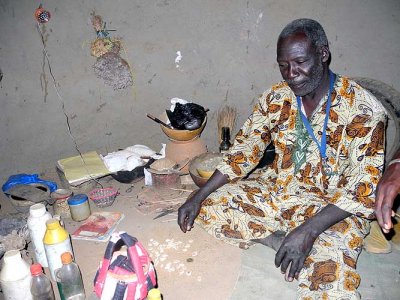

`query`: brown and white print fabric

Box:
[197,75,386,299]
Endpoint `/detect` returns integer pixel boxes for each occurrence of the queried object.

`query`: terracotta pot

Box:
[165,137,207,174]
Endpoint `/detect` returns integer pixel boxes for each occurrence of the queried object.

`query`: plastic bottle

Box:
[0,250,33,300]
[147,288,162,300]
[30,263,55,300]
[43,218,73,281]
[55,252,86,300]
[28,203,52,267]
[219,126,232,153]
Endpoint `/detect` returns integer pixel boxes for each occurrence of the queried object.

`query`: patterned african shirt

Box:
[217,75,386,219]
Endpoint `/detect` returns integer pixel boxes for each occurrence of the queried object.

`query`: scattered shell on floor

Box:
[147,238,200,277]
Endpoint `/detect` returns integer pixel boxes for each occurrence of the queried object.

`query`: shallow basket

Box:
[89,187,118,208]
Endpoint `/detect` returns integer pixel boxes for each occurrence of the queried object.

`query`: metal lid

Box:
[67,194,88,205]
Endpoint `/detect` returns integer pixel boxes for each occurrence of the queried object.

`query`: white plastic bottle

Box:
[28,203,52,267]
[0,250,33,300]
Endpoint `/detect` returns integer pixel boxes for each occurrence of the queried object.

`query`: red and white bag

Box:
[94,231,157,300]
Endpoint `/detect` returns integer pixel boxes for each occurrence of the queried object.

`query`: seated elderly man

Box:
[178,18,387,299]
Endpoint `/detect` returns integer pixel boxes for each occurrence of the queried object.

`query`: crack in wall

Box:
[39,24,49,103]
[40,53,48,103]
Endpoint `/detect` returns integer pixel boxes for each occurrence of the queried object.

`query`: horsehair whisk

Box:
[217,105,237,143]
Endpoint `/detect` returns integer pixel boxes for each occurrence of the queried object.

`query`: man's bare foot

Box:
[251,231,286,251]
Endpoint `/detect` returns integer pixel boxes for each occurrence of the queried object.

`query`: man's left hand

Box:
[274,224,317,282]
[274,204,351,282]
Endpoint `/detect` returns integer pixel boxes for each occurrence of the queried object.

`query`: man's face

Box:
[277,32,324,97]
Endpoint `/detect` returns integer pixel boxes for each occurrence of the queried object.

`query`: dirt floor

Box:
[0,171,242,300]
[1,169,400,300]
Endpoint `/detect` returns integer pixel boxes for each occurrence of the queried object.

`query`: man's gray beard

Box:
[295,63,324,97]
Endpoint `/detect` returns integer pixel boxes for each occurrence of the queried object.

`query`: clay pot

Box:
[165,137,207,174]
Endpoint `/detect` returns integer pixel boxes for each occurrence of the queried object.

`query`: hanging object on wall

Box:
[90,14,120,58]
[35,4,51,23]
[91,14,110,39]
[90,37,121,58]
[89,13,133,90]
[93,52,133,90]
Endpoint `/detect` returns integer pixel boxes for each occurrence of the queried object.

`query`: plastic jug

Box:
[28,203,52,267]
[43,218,73,281]
[0,250,33,300]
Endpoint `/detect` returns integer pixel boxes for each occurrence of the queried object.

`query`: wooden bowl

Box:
[160,113,207,141]
[189,152,223,187]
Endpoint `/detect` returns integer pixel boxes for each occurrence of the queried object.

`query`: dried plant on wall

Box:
[89,14,133,90]
[93,52,133,90]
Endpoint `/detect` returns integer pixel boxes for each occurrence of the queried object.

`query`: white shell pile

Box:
[147,238,202,282]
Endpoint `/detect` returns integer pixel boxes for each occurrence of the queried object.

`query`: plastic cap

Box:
[147,288,161,299]
[30,263,43,276]
[29,203,47,217]
[45,218,61,229]
[61,252,73,264]
[67,194,88,205]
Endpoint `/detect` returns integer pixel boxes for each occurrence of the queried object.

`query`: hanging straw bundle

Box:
[217,105,237,144]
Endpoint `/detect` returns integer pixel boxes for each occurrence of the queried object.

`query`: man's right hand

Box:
[178,194,203,233]
[177,169,230,233]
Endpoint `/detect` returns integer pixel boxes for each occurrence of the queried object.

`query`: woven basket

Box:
[89,187,118,208]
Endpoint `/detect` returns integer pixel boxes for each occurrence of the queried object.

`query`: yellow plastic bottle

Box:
[43,218,73,281]
[147,288,162,300]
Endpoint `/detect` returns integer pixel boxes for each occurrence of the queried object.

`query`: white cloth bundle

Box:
[101,145,163,172]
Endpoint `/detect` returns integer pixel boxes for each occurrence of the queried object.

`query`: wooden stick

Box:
[169,188,194,193]
[395,213,400,219]
[146,113,173,128]
[146,198,186,204]
[160,218,177,223]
